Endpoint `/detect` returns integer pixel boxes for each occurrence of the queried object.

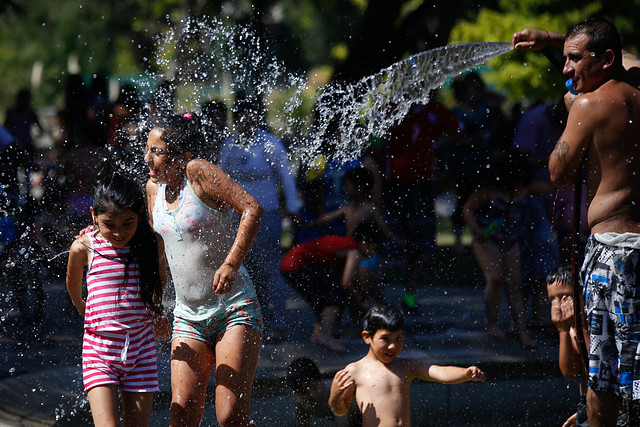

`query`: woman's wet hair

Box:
[93,174,164,314]
[363,304,404,335]
[152,112,206,158]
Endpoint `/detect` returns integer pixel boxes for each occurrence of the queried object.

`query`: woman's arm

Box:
[187,159,264,293]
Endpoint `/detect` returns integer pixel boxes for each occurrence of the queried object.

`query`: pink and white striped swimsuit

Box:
[81,232,159,393]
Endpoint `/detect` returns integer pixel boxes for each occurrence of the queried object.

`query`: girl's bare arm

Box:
[66,235,90,316]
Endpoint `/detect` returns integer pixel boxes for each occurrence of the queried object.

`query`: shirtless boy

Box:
[513,18,640,426]
[328,305,485,426]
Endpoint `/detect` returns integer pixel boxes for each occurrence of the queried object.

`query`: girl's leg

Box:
[169,337,215,427]
[473,239,507,340]
[214,325,262,426]
[87,385,120,427]
[503,245,536,348]
[121,391,154,427]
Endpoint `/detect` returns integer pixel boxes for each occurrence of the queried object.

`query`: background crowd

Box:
[0,68,584,351]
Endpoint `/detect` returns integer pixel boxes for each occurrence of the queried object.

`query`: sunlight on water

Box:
[130,17,512,170]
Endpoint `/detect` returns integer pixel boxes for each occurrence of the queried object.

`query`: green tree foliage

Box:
[449,1,640,104]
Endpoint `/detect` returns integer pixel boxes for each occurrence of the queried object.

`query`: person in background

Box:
[218,94,302,343]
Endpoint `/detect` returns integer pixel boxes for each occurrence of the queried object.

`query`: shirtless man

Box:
[328,305,485,426]
[513,18,640,427]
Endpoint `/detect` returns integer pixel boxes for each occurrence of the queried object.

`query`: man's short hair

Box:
[363,304,404,335]
[566,17,622,66]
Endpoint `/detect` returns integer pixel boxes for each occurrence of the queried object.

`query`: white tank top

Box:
[152,178,257,321]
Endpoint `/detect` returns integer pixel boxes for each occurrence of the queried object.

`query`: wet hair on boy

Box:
[546,264,572,287]
[363,304,404,335]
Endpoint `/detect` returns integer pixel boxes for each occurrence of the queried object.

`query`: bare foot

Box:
[486,325,507,342]
[313,333,347,353]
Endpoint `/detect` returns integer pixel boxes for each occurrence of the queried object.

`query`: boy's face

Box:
[363,328,404,364]
[546,282,573,306]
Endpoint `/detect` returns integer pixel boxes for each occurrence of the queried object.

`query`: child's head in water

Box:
[362,305,405,364]
[545,264,573,305]
[91,174,163,313]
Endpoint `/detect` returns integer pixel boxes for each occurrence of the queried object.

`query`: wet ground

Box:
[0,247,579,426]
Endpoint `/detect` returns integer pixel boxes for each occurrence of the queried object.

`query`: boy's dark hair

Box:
[352,220,384,247]
[344,167,374,196]
[286,357,321,394]
[546,264,571,286]
[363,304,404,335]
[93,174,163,314]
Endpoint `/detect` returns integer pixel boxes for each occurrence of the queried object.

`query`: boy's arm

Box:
[413,361,486,384]
[66,236,89,316]
[328,369,356,417]
[373,210,404,248]
[551,295,582,379]
[306,206,346,229]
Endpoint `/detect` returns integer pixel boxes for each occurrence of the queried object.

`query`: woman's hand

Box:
[75,224,97,239]
[213,263,237,294]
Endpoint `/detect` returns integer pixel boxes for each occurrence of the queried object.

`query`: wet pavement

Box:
[0,248,579,426]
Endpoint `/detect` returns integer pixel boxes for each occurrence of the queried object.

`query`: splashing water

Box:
[301,41,513,165]
[130,17,512,171]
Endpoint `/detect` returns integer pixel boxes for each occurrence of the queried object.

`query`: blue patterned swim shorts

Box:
[582,235,640,400]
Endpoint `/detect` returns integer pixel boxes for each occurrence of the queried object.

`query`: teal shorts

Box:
[172,298,264,344]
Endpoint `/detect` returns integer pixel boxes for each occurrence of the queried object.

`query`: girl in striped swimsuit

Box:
[66,174,171,426]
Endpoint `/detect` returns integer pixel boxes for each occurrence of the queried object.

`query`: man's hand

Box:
[512,29,551,51]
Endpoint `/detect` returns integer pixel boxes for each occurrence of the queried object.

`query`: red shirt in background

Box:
[280,236,357,272]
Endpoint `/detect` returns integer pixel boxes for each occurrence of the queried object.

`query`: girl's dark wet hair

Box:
[93,174,163,314]
[363,304,404,335]
[546,264,572,287]
[152,112,206,159]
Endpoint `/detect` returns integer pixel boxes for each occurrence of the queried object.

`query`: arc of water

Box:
[299,42,513,165]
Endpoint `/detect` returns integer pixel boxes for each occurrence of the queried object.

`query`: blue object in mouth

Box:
[565,78,578,95]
